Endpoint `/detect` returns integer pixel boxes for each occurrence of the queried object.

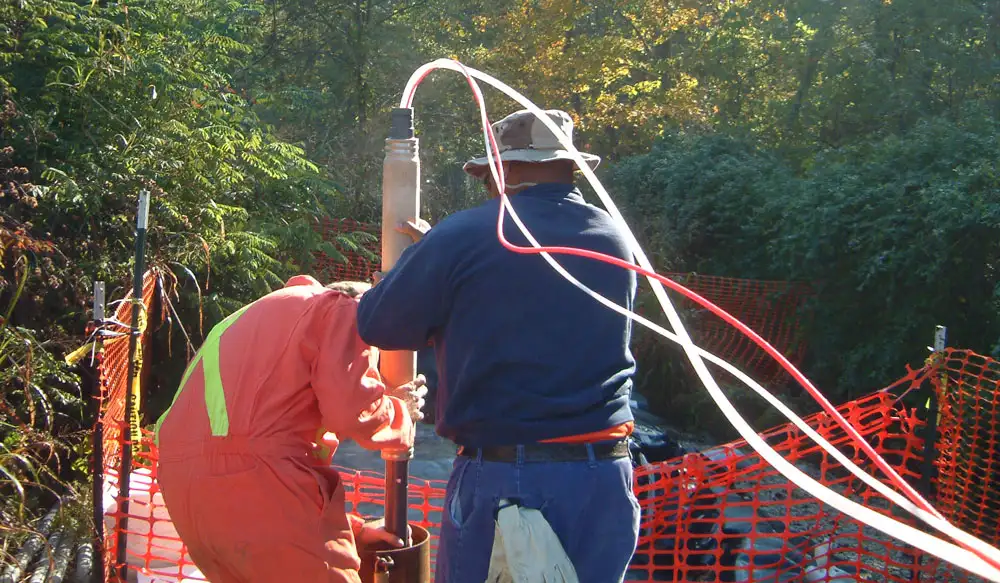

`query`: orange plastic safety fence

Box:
[98,367,992,581]
[96,270,171,582]
[98,269,176,580]
[333,389,966,582]
[313,219,812,384]
[336,467,447,570]
[97,271,157,477]
[102,430,207,583]
[313,218,381,283]
[933,348,1000,550]
[332,389,986,582]
[630,391,934,582]
[93,268,997,583]
[650,273,813,386]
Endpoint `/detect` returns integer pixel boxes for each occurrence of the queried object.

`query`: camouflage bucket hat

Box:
[462,109,601,179]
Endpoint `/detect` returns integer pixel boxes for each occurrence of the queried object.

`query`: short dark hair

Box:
[325,281,371,298]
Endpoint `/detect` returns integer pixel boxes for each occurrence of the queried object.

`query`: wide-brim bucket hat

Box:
[462,109,601,180]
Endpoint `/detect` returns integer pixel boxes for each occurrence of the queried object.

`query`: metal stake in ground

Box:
[116,190,151,581]
[379,108,420,541]
[89,280,106,583]
[918,325,946,500]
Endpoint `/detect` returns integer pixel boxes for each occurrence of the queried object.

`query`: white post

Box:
[933,325,947,353]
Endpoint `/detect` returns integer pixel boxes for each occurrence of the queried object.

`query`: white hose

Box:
[400,58,1000,580]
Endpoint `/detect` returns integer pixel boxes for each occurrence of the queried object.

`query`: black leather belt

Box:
[457,440,630,463]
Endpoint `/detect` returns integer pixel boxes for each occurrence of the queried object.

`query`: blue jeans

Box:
[435,447,640,583]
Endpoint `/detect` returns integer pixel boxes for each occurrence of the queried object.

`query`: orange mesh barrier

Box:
[313,219,812,383]
[312,218,381,283]
[331,387,986,582]
[337,467,447,570]
[102,430,206,583]
[97,353,995,582]
[97,270,158,478]
[932,348,1000,549]
[95,270,206,583]
[630,391,929,582]
[653,273,812,385]
[330,388,977,581]
[93,268,996,582]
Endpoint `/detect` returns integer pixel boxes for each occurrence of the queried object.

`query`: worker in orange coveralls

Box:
[153,276,427,583]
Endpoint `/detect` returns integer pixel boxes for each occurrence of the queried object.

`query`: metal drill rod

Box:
[383,450,413,541]
[117,191,150,581]
[90,281,105,583]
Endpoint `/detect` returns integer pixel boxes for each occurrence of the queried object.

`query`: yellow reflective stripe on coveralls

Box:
[153,302,255,443]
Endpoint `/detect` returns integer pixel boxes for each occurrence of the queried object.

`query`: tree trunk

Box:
[563,20,583,116]
[787,21,833,134]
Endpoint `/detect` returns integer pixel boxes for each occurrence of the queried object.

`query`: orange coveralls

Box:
[154,275,414,583]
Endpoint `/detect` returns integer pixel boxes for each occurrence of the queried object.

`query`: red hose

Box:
[410,63,933,508]
[401,65,1000,571]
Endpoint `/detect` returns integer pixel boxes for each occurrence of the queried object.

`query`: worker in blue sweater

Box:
[357,109,640,583]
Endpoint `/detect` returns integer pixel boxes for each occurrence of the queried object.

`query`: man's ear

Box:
[483,162,512,199]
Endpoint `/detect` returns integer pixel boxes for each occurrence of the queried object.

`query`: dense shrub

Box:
[614,113,1000,422]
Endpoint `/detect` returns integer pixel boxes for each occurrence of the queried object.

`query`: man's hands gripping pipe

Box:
[388,374,428,423]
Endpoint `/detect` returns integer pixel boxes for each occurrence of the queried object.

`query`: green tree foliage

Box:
[231,0,487,221]
[612,133,792,278]
[2,0,1000,469]
[1,0,364,540]
[774,112,1000,392]
[1,156,87,554]
[1,0,345,322]
[614,112,1000,408]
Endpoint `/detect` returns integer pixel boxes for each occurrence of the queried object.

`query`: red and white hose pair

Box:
[399,58,1000,580]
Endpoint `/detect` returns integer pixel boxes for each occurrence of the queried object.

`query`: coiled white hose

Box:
[400,58,1000,580]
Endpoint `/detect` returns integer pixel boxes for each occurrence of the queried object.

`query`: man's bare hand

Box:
[396,218,431,243]
[387,374,428,422]
[371,217,427,284]
[357,518,411,548]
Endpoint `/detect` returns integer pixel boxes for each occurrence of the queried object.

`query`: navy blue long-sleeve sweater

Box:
[356,183,637,447]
